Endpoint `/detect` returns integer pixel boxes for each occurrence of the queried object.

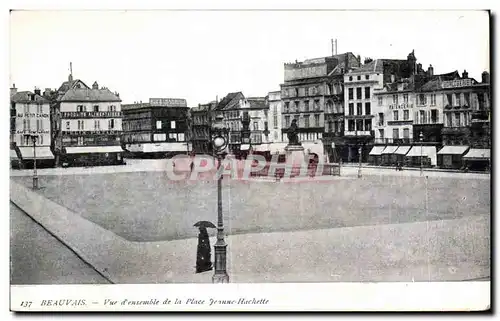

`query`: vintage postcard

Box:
[8,8,491,312]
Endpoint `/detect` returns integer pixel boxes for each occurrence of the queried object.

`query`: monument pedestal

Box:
[285,144,306,177]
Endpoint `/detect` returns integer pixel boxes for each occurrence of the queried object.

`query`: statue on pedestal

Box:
[287,119,301,146]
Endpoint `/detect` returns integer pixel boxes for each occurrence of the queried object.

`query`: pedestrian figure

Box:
[190,161,194,172]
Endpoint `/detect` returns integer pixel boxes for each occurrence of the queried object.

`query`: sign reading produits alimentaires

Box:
[149,98,187,107]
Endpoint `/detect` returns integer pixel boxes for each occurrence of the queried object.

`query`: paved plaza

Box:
[9,160,491,283]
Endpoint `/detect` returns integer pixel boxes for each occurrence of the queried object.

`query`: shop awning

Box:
[394,146,411,155]
[381,146,398,154]
[10,149,19,160]
[406,146,436,157]
[18,146,54,160]
[463,148,490,160]
[369,146,386,156]
[65,145,123,154]
[253,144,270,152]
[240,144,250,151]
[438,146,470,155]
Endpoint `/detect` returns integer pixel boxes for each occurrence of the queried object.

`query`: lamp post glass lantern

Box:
[211,114,229,283]
[24,134,38,189]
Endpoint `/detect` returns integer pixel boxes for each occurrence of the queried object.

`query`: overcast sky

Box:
[9,10,489,106]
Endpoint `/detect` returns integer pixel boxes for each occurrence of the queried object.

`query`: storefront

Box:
[62,145,124,167]
[437,145,469,169]
[381,146,398,166]
[394,146,411,166]
[18,146,55,168]
[368,146,385,165]
[404,146,437,167]
[463,148,490,171]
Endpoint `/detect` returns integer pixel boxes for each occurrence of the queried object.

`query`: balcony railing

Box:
[374,138,413,144]
[345,130,372,137]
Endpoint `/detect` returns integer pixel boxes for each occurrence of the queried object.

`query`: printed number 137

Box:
[20,301,32,308]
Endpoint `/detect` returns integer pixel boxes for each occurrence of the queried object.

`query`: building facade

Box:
[267,91,283,143]
[216,92,245,154]
[190,101,215,154]
[122,98,190,157]
[240,97,270,152]
[280,53,360,161]
[51,76,124,166]
[10,86,54,166]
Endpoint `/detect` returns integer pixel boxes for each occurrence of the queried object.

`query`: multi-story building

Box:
[280,53,360,160]
[190,101,215,154]
[267,91,283,143]
[343,52,421,162]
[122,98,190,158]
[216,92,245,154]
[240,96,270,153]
[51,75,124,166]
[10,85,54,167]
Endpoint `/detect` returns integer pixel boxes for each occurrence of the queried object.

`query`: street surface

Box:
[11,168,490,242]
[10,203,109,284]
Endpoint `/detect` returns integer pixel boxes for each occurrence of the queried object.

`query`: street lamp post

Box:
[211,114,230,283]
[24,134,38,189]
[419,131,424,176]
[358,145,362,178]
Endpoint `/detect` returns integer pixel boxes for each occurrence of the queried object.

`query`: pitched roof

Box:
[59,88,121,102]
[246,97,267,109]
[11,91,49,103]
[216,92,244,110]
[348,59,407,74]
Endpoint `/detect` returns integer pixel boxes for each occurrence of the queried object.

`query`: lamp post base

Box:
[32,176,39,189]
[212,242,229,283]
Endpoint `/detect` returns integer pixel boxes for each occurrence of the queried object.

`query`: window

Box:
[39,135,43,145]
[403,128,410,138]
[420,110,426,124]
[357,75,361,81]
[403,94,408,104]
[365,75,370,80]
[314,100,320,110]
[314,114,320,127]
[431,110,438,123]
[77,120,84,130]
[348,88,354,100]
[430,94,436,106]
[93,105,99,112]
[365,87,370,99]
[403,110,409,120]
[392,95,398,105]
[295,88,299,97]
[169,133,177,141]
[77,137,84,145]
[156,120,162,129]
[348,120,355,131]
[304,100,309,111]
[36,119,41,131]
[109,119,115,129]
[284,102,290,112]
[378,96,383,106]
[365,102,371,115]
[356,119,363,131]
[364,119,371,131]
[454,112,461,127]
[349,76,353,81]
[418,94,427,106]
[356,88,362,100]
[253,122,258,130]
[378,113,384,126]
[328,121,333,132]
[305,88,309,96]
[393,128,399,139]
[455,93,461,106]
[379,129,384,139]
[294,101,300,111]
[393,110,399,121]
[66,121,70,130]
[109,105,116,112]
[304,116,310,128]
[77,105,85,112]
[94,120,100,130]
[178,133,185,141]
[285,116,290,127]
[357,103,362,115]
[348,103,354,115]
[447,114,453,127]
[171,121,176,129]
[24,104,29,114]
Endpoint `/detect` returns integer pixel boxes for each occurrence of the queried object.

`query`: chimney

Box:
[68,73,73,82]
[462,70,469,79]
[92,81,99,89]
[34,87,41,96]
[427,64,434,77]
[481,71,490,83]
[10,83,17,97]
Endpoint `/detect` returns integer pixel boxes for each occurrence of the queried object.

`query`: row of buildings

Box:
[10,49,491,170]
